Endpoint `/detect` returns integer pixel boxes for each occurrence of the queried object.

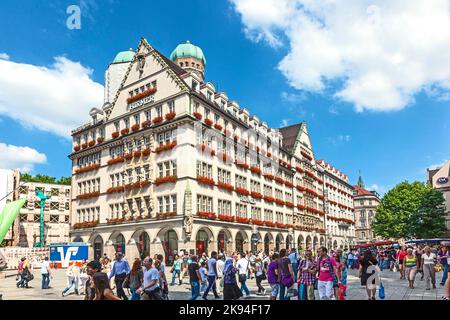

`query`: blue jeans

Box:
[130,288,140,300]
[190,281,200,300]
[341,267,348,286]
[240,278,250,295]
[279,283,290,300]
[441,264,449,285]
[41,273,50,289]
[171,269,181,285]
[203,275,219,298]
[292,263,298,282]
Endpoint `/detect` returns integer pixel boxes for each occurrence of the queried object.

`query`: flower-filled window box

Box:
[251,219,264,226]
[236,161,249,170]
[112,132,120,139]
[284,181,294,188]
[75,164,100,174]
[97,137,104,144]
[77,191,100,200]
[264,221,276,227]
[88,141,96,147]
[275,199,285,206]
[197,211,216,220]
[264,196,275,203]
[197,176,215,186]
[250,192,263,199]
[140,180,151,188]
[198,144,215,156]
[204,118,213,126]
[81,143,88,149]
[73,145,81,152]
[127,87,157,104]
[155,176,177,186]
[276,222,287,229]
[263,174,274,181]
[301,150,313,161]
[218,214,235,222]
[193,112,203,120]
[165,112,176,121]
[121,128,130,135]
[124,153,133,160]
[106,186,125,194]
[152,116,163,124]
[133,150,142,158]
[142,148,151,157]
[235,187,250,196]
[107,156,125,166]
[131,124,140,132]
[214,123,223,131]
[297,204,305,210]
[141,120,152,128]
[218,152,230,162]
[285,201,294,208]
[217,182,234,192]
[296,185,305,192]
[235,217,250,224]
[250,166,261,175]
[274,176,285,184]
[155,141,177,154]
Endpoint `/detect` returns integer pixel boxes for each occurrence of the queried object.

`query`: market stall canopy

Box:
[0,199,26,243]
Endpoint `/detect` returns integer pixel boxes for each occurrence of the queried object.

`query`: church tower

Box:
[170,40,206,81]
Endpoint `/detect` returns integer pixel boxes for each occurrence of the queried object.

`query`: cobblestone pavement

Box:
[0,267,447,300]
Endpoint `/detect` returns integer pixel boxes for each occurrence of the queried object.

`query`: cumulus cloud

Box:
[369,184,388,195]
[230,0,450,111]
[0,55,104,138]
[0,143,47,173]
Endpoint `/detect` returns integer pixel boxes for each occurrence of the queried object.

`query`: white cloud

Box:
[327,134,351,146]
[0,55,104,138]
[280,119,290,127]
[0,143,47,173]
[231,0,450,111]
[369,184,388,195]
[0,53,9,60]
[281,91,306,104]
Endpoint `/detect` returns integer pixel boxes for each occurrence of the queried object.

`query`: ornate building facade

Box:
[317,161,356,249]
[69,38,330,264]
[427,160,450,237]
[353,176,381,244]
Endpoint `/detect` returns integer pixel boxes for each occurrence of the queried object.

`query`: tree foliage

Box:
[372,181,446,240]
[20,173,71,186]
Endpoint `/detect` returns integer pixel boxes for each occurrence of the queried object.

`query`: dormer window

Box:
[221,100,225,109]
[192,81,198,91]
[207,91,212,100]
[92,115,97,125]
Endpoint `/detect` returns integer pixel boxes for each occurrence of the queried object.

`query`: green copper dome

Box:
[113,49,135,63]
[170,41,206,65]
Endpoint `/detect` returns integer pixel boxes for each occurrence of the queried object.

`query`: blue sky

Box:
[0,0,449,194]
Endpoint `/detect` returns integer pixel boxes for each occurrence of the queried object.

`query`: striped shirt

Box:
[298,259,317,285]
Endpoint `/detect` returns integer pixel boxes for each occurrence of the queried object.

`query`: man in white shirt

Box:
[421,246,437,290]
[40,257,51,289]
[202,251,220,300]
[237,253,250,296]
[137,257,162,300]
[216,254,225,294]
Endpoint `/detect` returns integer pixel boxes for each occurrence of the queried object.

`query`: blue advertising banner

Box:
[49,243,88,267]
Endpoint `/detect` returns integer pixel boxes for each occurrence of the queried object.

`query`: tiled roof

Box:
[353,185,374,196]
[154,48,188,76]
[279,123,302,153]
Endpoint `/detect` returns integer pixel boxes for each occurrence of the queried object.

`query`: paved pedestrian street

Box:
[0,267,446,300]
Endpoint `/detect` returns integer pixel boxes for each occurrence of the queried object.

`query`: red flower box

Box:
[88,141,95,147]
[285,201,294,208]
[97,137,104,144]
[204,118,213,126]
[217,182,234,192]
[165,112,176,121]
[214,123,223,131]
[155,141,177,154]
[74,145,81,152]
[250,166,261,175]
[197,176,215,186]
[297,204,306,210]
[140,180,150,188]
[264,196,275,203]
[264,221,276,227]
[250,192,263,199]
[193,112,202,120]
[107,156,124,166]
[276,222,287,229]
[275,199,285,206]
[236,217,250,224]
[131,124,140,132]
[235,187,250,196]
[284,181,294,188]
[152,116,163,124]
[197,212,216,220]
[155,176,177,186]
[218,152,230,162]
[236,161,249,170]
[127,87,157,104]
[112,132,120,138]
[81,143,88,149]
[121,128,130,135]
[301,150,313,161]
[141,120,151,128]
[124,153,133,160]
[263,174,274,180]
[251,219,264,226]
[142,148,151,156]
[275,176,284,184]
[267,152,272,157]
[75,164,100,174]
[77,191,100,200]
[133,150,142,158]
[218,214,235,222]
[106,186,125,194]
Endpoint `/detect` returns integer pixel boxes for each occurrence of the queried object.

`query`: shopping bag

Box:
[285,283,298,299]
[379,282,385,300]
[338,283,347,300]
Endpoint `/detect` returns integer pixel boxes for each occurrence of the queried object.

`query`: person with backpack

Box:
[316,247,338,300]
[236,252,251,297]
[253,257,266,295]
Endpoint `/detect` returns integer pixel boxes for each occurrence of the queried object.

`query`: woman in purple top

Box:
[267,252,279,300]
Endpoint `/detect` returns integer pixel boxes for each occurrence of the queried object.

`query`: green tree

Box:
[20,173,71,185]
[57,177,72,185]
[372,181,446,239]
